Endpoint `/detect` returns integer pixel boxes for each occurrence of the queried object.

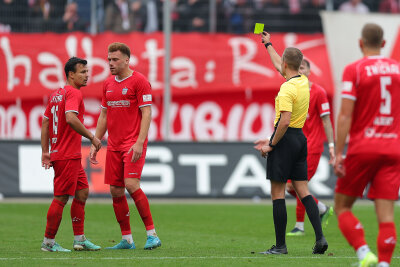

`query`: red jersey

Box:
[341,56,400,155]
[302,83,331,154]
[101,71,152,151]
[43,85,85,161]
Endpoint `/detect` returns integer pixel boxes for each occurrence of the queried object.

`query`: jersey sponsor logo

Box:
[122,87,128,95]
[50,94,63,103]
[321,103,330,111]
[106,90,113,93]
[107,100,130,107]
[342,81,353,92]
[143,94,152,102]
[52,138,57,144]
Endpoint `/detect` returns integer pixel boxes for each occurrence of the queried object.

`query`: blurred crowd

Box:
[0,0,399,33]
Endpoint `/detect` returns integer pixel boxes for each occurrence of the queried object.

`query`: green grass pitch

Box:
[0,201,399,266]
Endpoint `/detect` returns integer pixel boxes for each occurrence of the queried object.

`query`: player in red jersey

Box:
[334,23,400,267]
[286,59,335,236]
[41,57,102,252]
[90,42,161,250]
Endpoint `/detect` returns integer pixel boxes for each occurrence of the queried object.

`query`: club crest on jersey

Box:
[122,88,128,95]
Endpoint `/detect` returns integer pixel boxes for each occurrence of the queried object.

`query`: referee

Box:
[254,31,328,255]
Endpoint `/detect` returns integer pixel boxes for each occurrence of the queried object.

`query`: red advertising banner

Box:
[0,32,334,141]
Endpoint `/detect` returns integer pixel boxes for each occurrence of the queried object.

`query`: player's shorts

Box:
[335,153,400,200]
[52,159,88,196]
[267,127,307,183]
[287,152,322,184]
[105,148,147,187]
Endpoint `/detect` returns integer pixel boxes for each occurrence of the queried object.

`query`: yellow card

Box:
[254,23,264,34]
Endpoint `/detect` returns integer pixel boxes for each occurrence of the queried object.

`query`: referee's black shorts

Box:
[267,127,307,183]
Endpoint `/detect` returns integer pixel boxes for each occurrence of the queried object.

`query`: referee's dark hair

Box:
[64,57,87,79]
[282,47,303,71]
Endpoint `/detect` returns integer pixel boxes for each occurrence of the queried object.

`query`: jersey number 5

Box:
[380,76,391,115]
[51,105,59,135]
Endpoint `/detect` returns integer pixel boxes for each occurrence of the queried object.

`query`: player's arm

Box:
[66,111,101,151]
[128,105,151,162]
[261,111,291,157]
[89,108,107,164]
[334,98,355,177]
[41,117,52,169]
[321,115,335,164]
[261,31,284,77]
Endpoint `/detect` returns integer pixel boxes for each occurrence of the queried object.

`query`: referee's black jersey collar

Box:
[287,74,301,81]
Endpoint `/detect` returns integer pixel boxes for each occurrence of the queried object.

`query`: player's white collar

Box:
[115,71,134,83]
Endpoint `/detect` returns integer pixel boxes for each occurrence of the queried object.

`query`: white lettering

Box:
[194,101,225,140]
[241,104,275,141]
[37,52,64,89]
[171,57,198,88]
[142,39,164,89]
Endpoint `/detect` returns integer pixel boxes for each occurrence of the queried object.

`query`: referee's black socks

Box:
[301,195,323,241]
[272,199,287,247]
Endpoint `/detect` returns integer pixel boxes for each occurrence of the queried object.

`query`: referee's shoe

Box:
[259,245,288,255]
[312,236,328,254]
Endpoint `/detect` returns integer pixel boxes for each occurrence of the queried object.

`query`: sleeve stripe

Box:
[341,94,357,101]
[320,112,330,117]
[65,110,79,114]
[43,115,49,119]
[139,104,152,108]
[101,105,107,109]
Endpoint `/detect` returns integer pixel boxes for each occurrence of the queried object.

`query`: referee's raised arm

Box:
[261,31,284,77]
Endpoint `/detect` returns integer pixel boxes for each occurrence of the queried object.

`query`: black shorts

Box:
[267,127,307,183]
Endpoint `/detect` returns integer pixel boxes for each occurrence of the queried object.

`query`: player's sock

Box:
[74,235,85,242]
[112,196,132,236]
[71,198,85,236]
[377,222,396,265]
[45,199,65,239]
[296,195,305,223]
[317,201,327,214]
[122,234,134,244]
[301,195,323,241]
[43,237,55,246]
[295,222,304,231]
[147,228,157,237]
[338,211,367,254]
[378,262,390,267]
[130,189,155,230]
[272,198,287,247]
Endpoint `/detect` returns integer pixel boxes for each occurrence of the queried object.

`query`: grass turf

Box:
[0,201,398,266]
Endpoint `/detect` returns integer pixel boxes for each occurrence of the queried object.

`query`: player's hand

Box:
[254,138,269,151]
[128,142,143,163]
[261,145,273,158]
[334,153,345,177]
[91,136,102,152]
[261,31,271,44]
[328,147,335,165]
[89,144,99,165]
[41,152,52,169]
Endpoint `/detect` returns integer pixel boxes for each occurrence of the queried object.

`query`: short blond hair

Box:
[282,47,303,71]
[108,42,131,58]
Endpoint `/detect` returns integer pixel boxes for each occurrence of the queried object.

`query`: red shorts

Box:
[335,153,400,200]
[52,159,88,196]
[105,148,147,187]
[288,152,321,184]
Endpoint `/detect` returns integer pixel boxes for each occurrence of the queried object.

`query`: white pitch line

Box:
[0,256,400,260]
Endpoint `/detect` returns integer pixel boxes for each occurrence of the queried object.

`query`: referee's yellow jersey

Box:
[273,74,310,128]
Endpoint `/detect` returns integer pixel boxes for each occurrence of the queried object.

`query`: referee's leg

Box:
[271,181,287,248]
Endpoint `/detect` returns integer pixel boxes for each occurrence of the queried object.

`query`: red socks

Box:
[112,196,132,235]
[71,198,85,236]
[377,222,396,264]
[338,211,367,251]
[45,199,65,239]
[131,189,154,230]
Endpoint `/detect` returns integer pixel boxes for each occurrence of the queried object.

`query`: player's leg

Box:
[334,193,377,265]
[292,180,327,254]
[286,182,305,236]
[71,166,101,251]
[125,178,161,250]
[42,160,73,252]
[105,151,135,249]
[375,199,396,267]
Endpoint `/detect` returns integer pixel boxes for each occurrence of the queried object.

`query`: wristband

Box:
[264,42,272,48]
[328,142,334,148]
